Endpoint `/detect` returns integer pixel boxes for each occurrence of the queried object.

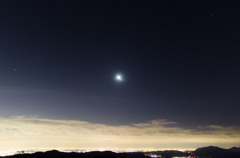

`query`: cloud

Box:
[0,116,240,153]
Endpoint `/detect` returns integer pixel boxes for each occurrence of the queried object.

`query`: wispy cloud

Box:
[0,116,240,152]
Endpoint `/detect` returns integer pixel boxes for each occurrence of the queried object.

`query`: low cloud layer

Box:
[0,116,240,153]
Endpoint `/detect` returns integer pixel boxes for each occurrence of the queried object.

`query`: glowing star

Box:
[115,74,124,82]
[116,75,122,80]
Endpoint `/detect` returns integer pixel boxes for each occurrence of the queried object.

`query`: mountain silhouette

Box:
[229,147,240,152]
[194,146,240,158]
[1,150,150,158]
[1,146,240,158]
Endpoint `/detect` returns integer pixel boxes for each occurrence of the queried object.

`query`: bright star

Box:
[115,74,124,82]
[116,75,122,80]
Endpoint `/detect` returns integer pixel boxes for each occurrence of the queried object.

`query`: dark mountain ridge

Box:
[145,146,240,158]
[1,150,149,158]
[1,146,240,158]
[193,146,240,158]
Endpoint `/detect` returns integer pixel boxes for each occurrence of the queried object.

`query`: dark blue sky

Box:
[0,0,240,127]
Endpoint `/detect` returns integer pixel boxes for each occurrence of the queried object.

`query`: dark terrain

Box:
[1,151,149,158]
[145,146,240,158]
[1,146,240,158]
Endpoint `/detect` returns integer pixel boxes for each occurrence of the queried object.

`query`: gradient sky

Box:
[0,0,240,153]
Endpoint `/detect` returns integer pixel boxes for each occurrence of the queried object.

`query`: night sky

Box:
[0,0,240,153]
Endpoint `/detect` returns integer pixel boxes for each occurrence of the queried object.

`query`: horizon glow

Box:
[0,115,239,156]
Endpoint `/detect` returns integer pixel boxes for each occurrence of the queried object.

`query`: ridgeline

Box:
[1,146,240,158]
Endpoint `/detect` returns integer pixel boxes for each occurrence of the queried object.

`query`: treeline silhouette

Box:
[1,146,240,158]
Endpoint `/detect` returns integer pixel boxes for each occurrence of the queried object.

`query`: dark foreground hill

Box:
[144,146,240,158]
[1,146,240,158]
[193,146,240,158]
[1,150,150,158]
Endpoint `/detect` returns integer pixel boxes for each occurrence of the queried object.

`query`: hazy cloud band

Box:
[0,116,240,153]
